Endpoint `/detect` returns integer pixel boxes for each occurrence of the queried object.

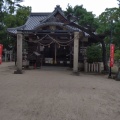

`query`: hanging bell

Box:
[48,45,50,48]
[59,45,60,48]
[64,47,66,49]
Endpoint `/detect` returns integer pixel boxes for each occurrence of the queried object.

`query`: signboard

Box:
[110,44,115,67]
[0,44,3,64]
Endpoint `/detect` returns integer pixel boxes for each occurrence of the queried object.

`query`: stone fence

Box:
[84,62,103,73]
[2,49,14,62]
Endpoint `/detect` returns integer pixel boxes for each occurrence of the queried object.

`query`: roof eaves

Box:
[7,25,26,30]
[7,25,26,34]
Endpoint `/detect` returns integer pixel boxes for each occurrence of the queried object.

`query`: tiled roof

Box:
[7,5,90,36]
[7,13,50,34]
[24,15,47,30]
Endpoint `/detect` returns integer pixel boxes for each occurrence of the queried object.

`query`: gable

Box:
[41,5,68,24]
[45,12,68,23]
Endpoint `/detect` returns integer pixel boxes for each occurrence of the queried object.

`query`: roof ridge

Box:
[30,12,51,16]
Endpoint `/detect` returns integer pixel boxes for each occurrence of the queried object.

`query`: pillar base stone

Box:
[14,70,23,74]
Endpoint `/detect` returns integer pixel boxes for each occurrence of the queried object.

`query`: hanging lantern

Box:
[64,46,66,49]
[58,45,60,48]
[48,45,50,48]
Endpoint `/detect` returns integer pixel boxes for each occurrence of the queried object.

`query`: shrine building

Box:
[7,5,103,74]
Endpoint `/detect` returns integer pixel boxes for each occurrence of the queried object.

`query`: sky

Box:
[20,0,118,16]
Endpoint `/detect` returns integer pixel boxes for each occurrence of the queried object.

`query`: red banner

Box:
[0,44,3,64]
[110,44,115,67]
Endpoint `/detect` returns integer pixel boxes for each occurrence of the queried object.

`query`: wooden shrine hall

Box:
[7,5,102,74]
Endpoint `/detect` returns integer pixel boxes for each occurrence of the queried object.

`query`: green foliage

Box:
[0,0,31,48]
[97,8,119,33]
[86,44,102,63]
[16,6,31,26]
[65,5,98,31]
[97,7,120,47]
[114,49,120,61]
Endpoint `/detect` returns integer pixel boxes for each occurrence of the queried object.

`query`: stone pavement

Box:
[0,62,120,120]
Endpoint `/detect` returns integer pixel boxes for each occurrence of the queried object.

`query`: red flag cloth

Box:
[110,44,115,67]
[0,44,3,64]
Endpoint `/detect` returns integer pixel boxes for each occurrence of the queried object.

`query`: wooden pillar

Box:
[73,32,80,74]
[14,32,23,74]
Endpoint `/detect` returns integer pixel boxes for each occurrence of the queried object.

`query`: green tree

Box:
[4,6,31,28]
[0,0,31,48]
[97,7,120,47]
[65,5,98,31]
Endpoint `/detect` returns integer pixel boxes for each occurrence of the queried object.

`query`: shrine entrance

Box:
[43,44,71,66]
[27,30,74,67]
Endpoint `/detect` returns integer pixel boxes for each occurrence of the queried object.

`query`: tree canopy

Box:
[97,7,120,47]
[0,0,31,48]
[65,5,98,32]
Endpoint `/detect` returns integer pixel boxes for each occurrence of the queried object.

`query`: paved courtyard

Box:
[0,62,120,120]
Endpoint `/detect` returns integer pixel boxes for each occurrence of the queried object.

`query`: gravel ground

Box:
[0,62,120,120]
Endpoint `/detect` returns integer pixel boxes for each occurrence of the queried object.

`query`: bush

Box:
[114,49,120,61]
[86,44,102,63]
